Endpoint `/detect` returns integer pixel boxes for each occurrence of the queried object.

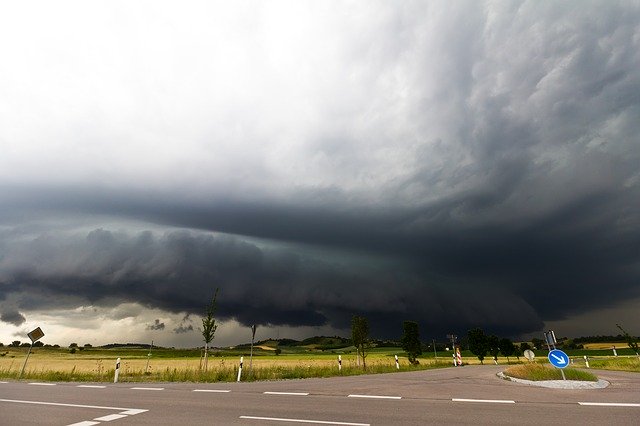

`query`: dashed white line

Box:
[264,391,310,396]
[452,398,515,404]
[77,385,106,389]
[93,413,128,422]
[28,382,56,386]
[130,387,164,391]
[348,394,401,400]
[240,416,370,425]
[67,421,100,426]
[193,389,231,393]
[0,381,8,384]
[579,402,640,407]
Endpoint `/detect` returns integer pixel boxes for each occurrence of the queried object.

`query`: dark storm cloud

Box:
[1,310,26,326]
[0,1,639,339]
[173,314,194,334]
[146,319,165,331]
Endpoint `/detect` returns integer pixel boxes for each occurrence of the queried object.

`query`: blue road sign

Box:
[548,349,569,369]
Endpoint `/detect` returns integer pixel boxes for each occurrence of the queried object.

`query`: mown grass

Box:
[585,356,640,372]
[504,364,598,382]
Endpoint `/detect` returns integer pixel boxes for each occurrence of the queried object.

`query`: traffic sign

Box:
[548,349,569,369]
[523,349,535,361]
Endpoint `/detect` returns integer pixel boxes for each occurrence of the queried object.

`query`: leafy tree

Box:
[33,341,44,347]
[201,288,219,371]
[11,341,21,347]
[467,328,488,364]
[616,323,639,358]
[84,343,92,348]
[351,315,370,369]
[401,321,422,364]
[520,342,531,353]
[499,338,515,363]
[69,343,78,348]
[531,337,544,350]
[488,335,500,364]
[20,342,30,347]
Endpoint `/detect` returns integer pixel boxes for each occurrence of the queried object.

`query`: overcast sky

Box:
[1,0,639,347]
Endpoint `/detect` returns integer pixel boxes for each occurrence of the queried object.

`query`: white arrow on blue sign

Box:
[548,349,569,369]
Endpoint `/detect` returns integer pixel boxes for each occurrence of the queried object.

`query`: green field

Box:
[1,339,638,383]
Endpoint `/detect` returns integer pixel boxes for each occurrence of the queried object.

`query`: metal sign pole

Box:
[19,344,33,379]
[250,325,256,374]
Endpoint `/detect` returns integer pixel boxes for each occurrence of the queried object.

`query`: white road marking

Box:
[240,415,370,425]
[452,398,515,404]
[67,422,100,426]
[28,382,56,386]
[93,414,128,422]
[0,381,8,384]
[579,402,640,407]
[264,391,310,396]
[77,385,106,389]
[0,399,133,411]
[193,389,231,393]
[348,394,401,400]
[130,387,164,391]
[120,409,148,415]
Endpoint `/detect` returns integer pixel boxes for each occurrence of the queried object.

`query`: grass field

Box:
[503,364,598,382]
[1,344,638,382]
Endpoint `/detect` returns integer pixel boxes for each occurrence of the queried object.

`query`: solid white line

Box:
[452,398,515,404]
[264,391,310,396]
[93,414,128,422]
[0,381,8,384]
[120,409,148,415]
[77,385,106,389]
[193,389,231,393]
[579,402,640,407]
[130,387,164,391]
[67,422,100,426]
[0,398,134,411]
[240,416,369,426]
[28,382,56,386]
[348,394,401,400]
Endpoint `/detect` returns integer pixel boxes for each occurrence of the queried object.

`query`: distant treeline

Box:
[572,335,629,343]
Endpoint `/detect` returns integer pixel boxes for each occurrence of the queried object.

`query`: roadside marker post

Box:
[395,355,399,370]
[338,355,342,372]
[612,346,617,357]
[19,327,45,379]
[237,356,243,382]
[584,355,590,368]
[114,358,121,383]
[455,347,462,366]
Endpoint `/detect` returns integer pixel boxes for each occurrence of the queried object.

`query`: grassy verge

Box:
[584,357,640,372]
[504,364,598,382]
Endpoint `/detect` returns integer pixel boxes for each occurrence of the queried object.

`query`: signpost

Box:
[523,349,535,362]
[548,349,569,369]
[250,325,257,374]
[543,330,566,380]
[20,327,45,379]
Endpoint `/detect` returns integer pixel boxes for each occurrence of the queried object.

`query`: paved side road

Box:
[1,366,638,425]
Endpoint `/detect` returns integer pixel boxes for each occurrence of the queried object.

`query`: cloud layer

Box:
[1,1,639,341]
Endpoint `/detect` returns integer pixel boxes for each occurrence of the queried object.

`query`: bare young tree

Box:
[351,315,370,369]
[201,288,219,371]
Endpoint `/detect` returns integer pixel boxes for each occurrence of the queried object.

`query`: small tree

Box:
[488,335,500,364]
[499,338,515,363]
[201,288,219,371]
[467,328,488,364]
[616,323,639,358]
[69,343,78,348]
[351,315,370,369]
[401,321,422,364]
[11,341,21,347]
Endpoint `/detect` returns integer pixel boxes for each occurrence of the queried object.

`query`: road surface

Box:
[1,366,638,425]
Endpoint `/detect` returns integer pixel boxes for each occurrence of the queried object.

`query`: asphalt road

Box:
[1,366,638,425]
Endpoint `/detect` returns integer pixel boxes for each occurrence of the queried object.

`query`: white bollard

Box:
[114,357,121,383]
[613,346,618,357]
[338,355,342,372]
[452,354,456,366]
[237,356,243,382]
[395,355,400,370]
[584,355,590,368]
